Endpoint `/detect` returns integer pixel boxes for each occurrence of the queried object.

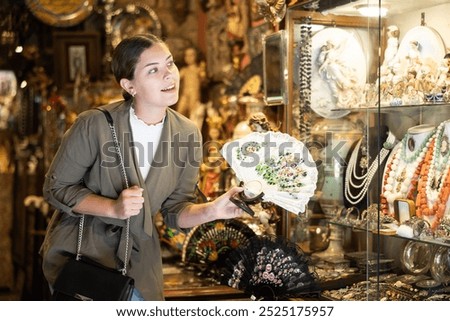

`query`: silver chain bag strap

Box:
[52,107,134,301]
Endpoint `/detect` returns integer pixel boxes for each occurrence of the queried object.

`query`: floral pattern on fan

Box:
[221,131,318,214]
[255,152,308,193]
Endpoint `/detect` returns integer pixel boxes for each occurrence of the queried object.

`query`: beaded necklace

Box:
[345,131,396,205]
[381,128,435,216]
[416,121,450,229]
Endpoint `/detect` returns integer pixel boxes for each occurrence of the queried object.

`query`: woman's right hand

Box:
[114,185,144,219]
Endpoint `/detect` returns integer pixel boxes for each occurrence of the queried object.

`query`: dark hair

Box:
[111,34,164,100]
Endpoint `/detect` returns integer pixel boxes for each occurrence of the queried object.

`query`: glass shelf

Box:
[329,220,450,248]
[331,102,450,114]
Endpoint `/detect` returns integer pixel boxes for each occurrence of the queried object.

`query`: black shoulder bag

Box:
[52,108,135,301]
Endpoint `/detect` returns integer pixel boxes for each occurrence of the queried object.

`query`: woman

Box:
[40,34,243,300]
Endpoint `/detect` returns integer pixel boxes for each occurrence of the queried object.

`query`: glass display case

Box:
[282,0,450,300]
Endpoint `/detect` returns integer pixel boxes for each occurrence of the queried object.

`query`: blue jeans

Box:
[130,288,144,301]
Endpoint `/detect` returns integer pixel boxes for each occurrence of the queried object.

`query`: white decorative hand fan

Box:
[221,131,318,215]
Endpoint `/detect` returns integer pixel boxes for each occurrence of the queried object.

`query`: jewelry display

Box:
[394,273,431,285]
[321,281,381,301]
[344,129,396,208]
[416,120,450,230]
[355,203,398,234]
[425,294,450,301]
[322,273,447,301]
[358,258,395,274]
[342,206,360,225]
[313,262,358,283]
[368,273,398,283]
[284,6,450,303]
[415,279,441,290]
[381,124,435,216]
[384,282,428,301]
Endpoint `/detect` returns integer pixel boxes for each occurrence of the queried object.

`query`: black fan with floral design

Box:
[220,235,319,300]
[181,219,256,277]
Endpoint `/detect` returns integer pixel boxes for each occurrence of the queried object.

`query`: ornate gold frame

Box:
[25,0,95,27]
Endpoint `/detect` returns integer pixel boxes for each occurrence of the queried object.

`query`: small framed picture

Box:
[53,32,100,89]
[394,199,415,224]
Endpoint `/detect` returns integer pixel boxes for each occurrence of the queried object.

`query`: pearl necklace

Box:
[381,129,435,215]
[344,131,396,205]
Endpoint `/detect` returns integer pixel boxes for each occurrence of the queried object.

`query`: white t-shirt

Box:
[129,108,164,180]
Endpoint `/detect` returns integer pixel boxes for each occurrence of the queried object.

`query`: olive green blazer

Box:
[40,100,202,300]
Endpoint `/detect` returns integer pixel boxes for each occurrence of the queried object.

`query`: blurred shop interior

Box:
[2,0,450,301]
